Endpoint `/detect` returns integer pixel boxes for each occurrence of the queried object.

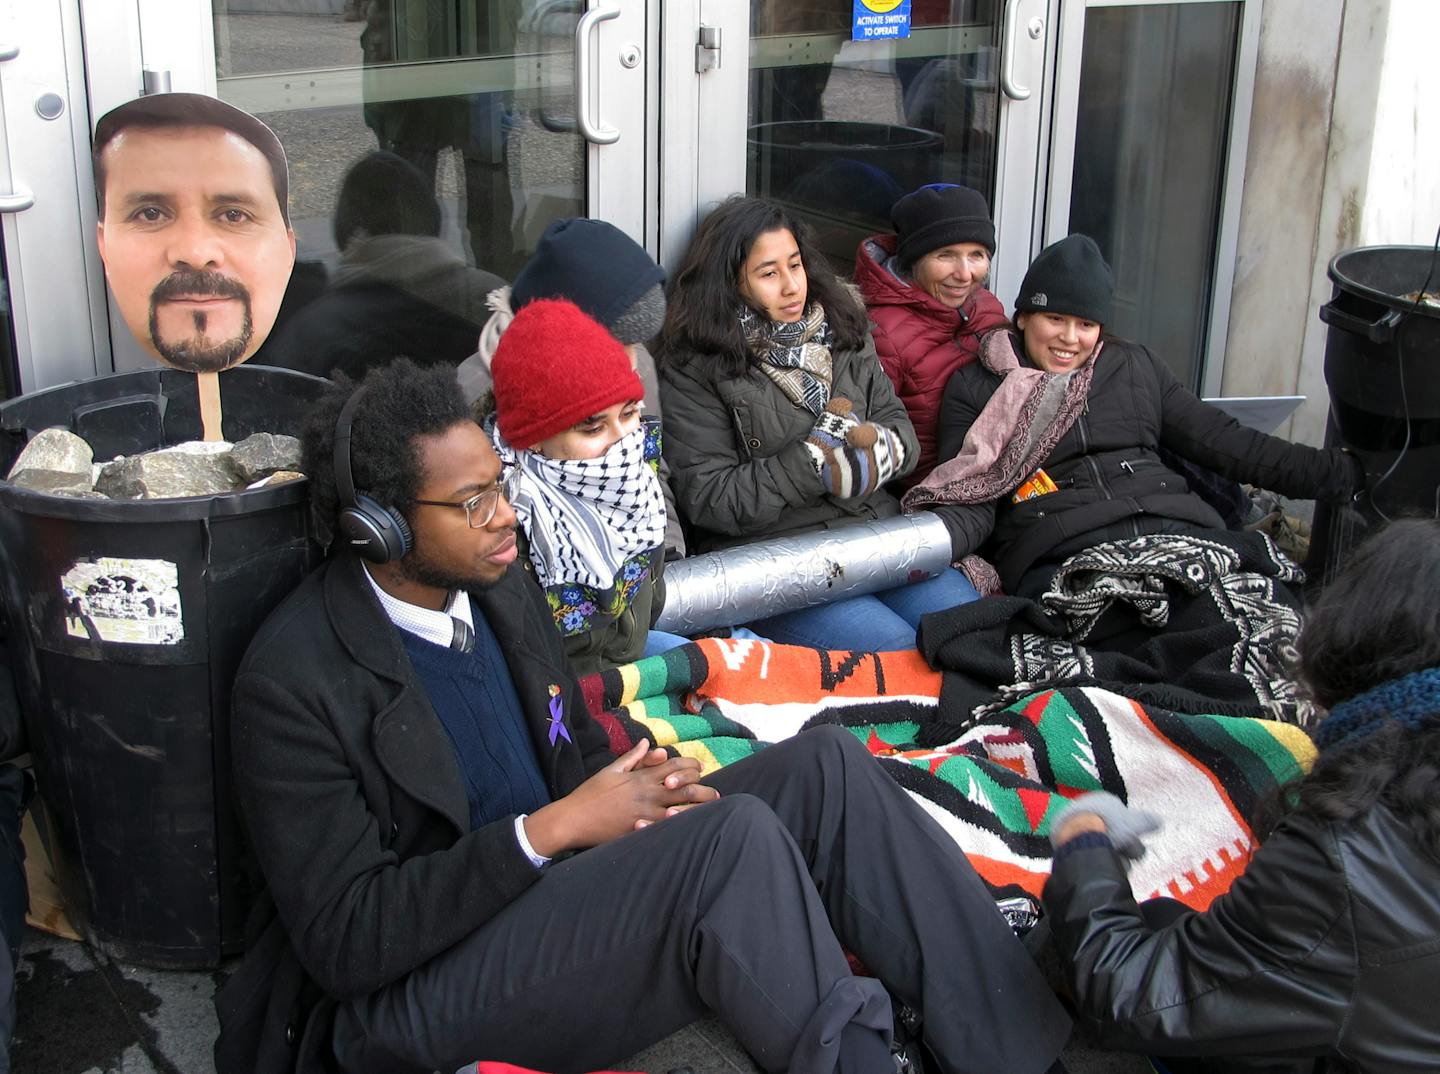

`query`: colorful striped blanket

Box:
[579,638,1315,911]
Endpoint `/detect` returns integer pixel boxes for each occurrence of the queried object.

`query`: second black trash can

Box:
[0,364,328,968]
[1308,245,1440,584]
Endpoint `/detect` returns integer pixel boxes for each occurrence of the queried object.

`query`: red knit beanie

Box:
[492,298,644,448]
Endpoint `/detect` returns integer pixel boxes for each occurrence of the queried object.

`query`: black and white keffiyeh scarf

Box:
[739,301,834,416]
[492,419,667,591]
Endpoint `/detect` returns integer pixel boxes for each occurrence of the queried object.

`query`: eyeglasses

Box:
[412,467,521,529]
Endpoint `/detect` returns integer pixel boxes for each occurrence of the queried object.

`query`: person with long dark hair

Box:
[657,196,979,651]
[1042,518,1440,1072]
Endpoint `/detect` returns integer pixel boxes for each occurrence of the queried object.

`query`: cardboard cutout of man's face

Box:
[95,103,296,374]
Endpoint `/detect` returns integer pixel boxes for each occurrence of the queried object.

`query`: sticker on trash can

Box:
[61,558,184,645]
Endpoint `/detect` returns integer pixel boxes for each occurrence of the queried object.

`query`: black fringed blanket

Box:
[917,530,1312,736]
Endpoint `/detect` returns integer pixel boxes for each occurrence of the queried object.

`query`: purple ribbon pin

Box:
[547,693,572,746]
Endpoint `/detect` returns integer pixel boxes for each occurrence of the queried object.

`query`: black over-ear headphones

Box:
[333,385,414,564]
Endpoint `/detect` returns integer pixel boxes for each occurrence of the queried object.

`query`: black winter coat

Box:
[1044,804,1440,1071]
[214,554,614,1074]
[931,337,1361,591]
[659,336,920,552]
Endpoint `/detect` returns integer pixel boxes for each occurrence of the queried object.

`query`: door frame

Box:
[0,0,114,393]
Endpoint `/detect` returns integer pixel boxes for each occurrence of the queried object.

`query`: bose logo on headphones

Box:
[350,538,372,547]
[1030,292,1048,307]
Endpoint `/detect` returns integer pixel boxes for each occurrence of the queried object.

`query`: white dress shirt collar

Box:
[362,564,475,648]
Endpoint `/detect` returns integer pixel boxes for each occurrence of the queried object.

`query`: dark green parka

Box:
[659,336,920,553]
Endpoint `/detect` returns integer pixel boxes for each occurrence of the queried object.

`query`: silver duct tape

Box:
[655,513,955,635]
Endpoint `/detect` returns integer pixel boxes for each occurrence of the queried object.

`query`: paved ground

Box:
[12,923,1151,1074]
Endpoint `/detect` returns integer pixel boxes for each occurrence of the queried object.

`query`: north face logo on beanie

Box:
[1030,292,1048,307]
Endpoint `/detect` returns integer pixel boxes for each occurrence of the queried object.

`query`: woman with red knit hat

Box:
[489,298,687,676]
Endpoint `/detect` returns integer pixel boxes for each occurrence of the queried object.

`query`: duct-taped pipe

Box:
[655,513,955,635]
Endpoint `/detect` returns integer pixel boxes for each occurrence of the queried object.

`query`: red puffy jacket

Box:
[853,234,1008,487]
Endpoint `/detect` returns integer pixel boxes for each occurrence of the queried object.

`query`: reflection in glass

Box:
[747,1,1000,274]
[0,239,18,400]
[1069,3,1240,389]
[211,1,585,378]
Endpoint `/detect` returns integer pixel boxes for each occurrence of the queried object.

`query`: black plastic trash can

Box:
[747,120,943,268]
[1309,245,1440,583]
[0,364,327,967]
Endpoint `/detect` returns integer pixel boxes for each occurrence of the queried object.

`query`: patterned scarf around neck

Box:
[738,301,833,416]
[902,329,1100,511]
[491,419,667,592]
[899,329,1099,594]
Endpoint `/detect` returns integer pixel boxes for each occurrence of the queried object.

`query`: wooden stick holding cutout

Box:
[198,372,224,442]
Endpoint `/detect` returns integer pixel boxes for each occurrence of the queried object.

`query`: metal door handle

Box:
[0,190,34,213]
[1001,0,1031,101]
[575,2,620,145]
[0,45,19,62]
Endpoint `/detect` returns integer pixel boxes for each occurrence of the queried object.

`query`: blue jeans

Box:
[642,629,691,657]
[747,568,979,652]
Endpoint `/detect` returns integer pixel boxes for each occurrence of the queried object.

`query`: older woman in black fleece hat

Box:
[906,233,1365,598]
[853,184,1009,488]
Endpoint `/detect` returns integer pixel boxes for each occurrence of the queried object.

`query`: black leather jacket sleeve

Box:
[1148,350,1359,503]
[1042,817,1353,1059]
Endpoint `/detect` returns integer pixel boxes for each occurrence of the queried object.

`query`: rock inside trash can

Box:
[231,432,303,484]
[96,442,241,499]
[6,428,93,482]
[246,470,305,490]
[6,469,97,495]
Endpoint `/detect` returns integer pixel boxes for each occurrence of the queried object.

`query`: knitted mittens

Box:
[1049,791,1163,861]
[804,398,907,499]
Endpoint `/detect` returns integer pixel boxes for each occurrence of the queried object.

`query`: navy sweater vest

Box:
[400,619,550,832]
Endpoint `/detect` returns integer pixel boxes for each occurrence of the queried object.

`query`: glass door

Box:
[703,1,1049,293]
[203,1,650,374]
[209,0,648,271]
[673,0,1051,300]
[1046,0,1261,393]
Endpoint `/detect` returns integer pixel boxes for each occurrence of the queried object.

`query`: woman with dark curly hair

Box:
[657,196,979,651]
[1041,518,1440,1073]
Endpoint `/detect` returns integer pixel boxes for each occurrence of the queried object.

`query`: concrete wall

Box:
[1222,0,1440,447]
[1219,0,1344,416]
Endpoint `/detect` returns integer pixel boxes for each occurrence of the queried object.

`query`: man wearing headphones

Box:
[215,357,1070,1074]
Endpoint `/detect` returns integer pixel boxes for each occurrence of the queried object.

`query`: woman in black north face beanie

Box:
[908,232,1365,600]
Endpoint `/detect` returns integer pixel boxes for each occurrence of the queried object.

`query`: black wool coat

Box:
[214,554,614,1074]
[930,337,1361,591]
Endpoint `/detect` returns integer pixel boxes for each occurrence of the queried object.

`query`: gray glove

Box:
[1050,791,1162,861]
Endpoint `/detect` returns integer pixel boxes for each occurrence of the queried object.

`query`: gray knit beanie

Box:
[608,282,666,345]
